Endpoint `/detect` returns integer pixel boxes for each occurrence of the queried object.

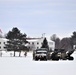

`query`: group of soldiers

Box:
[0,51,27,57]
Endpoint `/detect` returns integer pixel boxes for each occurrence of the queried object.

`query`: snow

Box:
[0,51,76,75]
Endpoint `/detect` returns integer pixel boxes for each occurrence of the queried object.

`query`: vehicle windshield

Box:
[36,50,47,54]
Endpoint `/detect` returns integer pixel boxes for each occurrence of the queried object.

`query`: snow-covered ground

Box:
[0,51,76,75]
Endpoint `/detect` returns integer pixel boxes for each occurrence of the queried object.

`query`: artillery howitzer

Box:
[49,45,75,61]
[49,49,75,60]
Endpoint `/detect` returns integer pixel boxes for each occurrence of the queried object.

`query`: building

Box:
[26,37,55,51]
[0,37,55,51]
[0,38,8,51]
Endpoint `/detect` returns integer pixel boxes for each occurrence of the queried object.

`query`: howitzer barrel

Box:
[67,49,75,56]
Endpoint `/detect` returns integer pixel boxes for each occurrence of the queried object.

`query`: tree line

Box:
[51,33,76,51]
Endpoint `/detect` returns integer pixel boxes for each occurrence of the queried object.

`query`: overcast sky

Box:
[0,0,76,38]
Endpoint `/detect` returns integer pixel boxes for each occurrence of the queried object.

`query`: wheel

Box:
[62,57,67,60]
[52,57,59,61]
[68,56,74,60]
[35,57,38,61]
[44,58,47,61]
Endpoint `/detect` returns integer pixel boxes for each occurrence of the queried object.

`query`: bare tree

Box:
[60,38,72,51]
[51,34,61,49]
[51,34,57,42]
[55,38,61,49]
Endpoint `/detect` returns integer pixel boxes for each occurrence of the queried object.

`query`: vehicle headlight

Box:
[50,52,53,55]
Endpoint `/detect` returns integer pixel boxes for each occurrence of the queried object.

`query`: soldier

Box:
[10,53,13,57]
[24,51,27,57]
[0,52,2,57]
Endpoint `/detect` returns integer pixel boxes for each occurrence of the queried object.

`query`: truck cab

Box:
[33,48,49,61]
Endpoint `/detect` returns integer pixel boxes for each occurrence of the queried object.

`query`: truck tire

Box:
[52,57,59,61]
[35,57,38,61]
[68,56,74,60]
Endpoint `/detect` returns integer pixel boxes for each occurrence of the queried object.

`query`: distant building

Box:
[26,37,55,50]
[0,38,8,51]
[0,37,55,51]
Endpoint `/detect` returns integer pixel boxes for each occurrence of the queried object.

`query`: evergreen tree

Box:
[5,27,28,57]
[41,38,49,50]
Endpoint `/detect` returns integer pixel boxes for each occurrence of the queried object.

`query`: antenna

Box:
[42,33,45,38]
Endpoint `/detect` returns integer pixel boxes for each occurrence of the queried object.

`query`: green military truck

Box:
[33,48,49,61]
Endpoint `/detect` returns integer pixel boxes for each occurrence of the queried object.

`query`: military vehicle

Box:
[48,44,75,61]
[33,48,49,61]
[49,49,75,61]
[33,44,75,61]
